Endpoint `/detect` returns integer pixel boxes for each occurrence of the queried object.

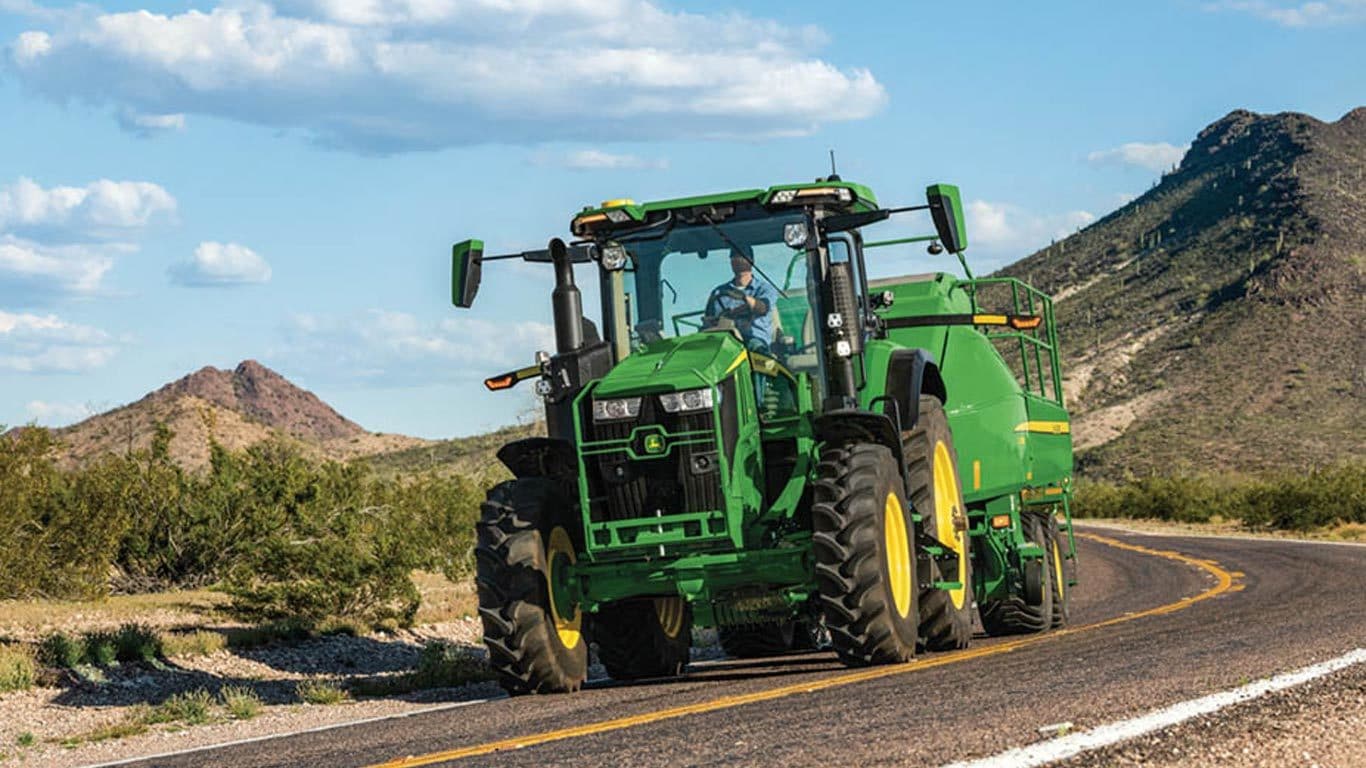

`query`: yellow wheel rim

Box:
[654,597,686,639]
[1053,537,1065,599]
[545,527,582,650]
[932,441,969,610]
[883,493,913,618]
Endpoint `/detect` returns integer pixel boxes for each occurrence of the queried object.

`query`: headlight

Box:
[593,397,641,421]
[770,189,798,204]
[783,222,809,248]
[600,244,629,271]
[659,387,714,413]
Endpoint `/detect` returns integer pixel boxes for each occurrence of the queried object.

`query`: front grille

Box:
[584,396,725,522]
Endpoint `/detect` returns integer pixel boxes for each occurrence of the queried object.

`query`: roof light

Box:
[601,198,635,208]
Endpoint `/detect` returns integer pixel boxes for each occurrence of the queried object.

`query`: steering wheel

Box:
[672,310,707,336]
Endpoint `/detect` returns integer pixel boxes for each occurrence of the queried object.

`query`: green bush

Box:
[115,623,162,662]
[38,632,87,669]
[148,689,214,725]
[0,426,486,627]
[83,631,119,666]
[296,678,349,705]
[1073,463,1366,532]
[220,686,262,719]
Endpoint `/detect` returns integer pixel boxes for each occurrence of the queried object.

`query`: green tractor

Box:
[451,177,1076,694]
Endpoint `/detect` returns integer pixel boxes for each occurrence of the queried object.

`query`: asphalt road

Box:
[118,527,1366,768]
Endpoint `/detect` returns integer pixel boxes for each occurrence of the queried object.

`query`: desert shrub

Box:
[296,678,349,705]
[223,619,312,649]
[115,623,162,662]
[148,689,215,725]
[220,686,262,719]
[1073,463,1366,531]
[413,641,494,688]
[38,632,87,669]
[83,631,119,665]
[0,644,37,693]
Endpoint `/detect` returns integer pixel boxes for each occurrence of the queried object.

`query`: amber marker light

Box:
[990,514,1013,529]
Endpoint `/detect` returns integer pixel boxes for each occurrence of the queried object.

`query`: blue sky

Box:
[1,0,1363,438]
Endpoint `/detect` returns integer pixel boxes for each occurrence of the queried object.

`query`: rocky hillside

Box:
[52,360,429,469]
[1000,108,1366,479]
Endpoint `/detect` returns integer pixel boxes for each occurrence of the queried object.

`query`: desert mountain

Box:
[52,360,429,469]
[1000,108,1365,478]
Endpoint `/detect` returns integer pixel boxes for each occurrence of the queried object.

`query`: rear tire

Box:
[812,442,919,666]
[592,597,692,681]
[979,510,1054,636]
[475,478,587,695]
[906,396,974,652]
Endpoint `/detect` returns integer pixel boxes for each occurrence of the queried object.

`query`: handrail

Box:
[959,277,1064,404]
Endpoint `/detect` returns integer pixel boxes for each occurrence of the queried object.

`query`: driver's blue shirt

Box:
[705,278,778,348]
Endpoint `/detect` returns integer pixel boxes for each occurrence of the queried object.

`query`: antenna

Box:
[828,149,841,181]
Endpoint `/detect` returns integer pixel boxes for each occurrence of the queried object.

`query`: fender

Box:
[884,348,946,431]
[497,437,578,482]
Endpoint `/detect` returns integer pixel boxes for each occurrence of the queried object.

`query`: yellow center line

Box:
[370,532,1237,768]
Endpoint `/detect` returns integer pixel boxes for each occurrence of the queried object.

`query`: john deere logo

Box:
[643,434,666,455]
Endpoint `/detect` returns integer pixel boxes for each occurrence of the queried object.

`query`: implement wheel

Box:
[980,510,1054,636]
[906,396,974,652]
[593,597,692,681]
[475,478,587,695]
[1046,512,1071,628]
[812,442,920,666]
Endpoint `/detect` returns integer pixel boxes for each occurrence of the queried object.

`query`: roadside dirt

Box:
[1060,657,1366,768]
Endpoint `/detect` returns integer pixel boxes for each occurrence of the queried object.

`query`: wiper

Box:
[613,211,675,244]
[698,214,789,300]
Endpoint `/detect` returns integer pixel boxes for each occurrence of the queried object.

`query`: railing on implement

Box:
[961,277,1064,406]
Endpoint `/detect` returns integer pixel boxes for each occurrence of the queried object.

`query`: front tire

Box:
[812,442,920,666]
[475,478,588,695]
[906,396,974,651]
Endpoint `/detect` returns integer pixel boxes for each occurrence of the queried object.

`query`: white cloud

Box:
[7,1,886,153]
[117,110,187,137]
[0,177,177,235]
[536,149,670,171]
[0,235,119,295]
[169,241,272,286]
[0,310,117,372]
[1087,142,1188,172]
[24,400,95,426]
[967,200,1096,253]
[281,309,553,383]
[1208,0,1366,26]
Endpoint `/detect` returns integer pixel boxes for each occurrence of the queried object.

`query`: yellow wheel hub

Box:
[654,596,686,639]
[545,526,582,650]
[883,492,913,618]
[932,441,969,610]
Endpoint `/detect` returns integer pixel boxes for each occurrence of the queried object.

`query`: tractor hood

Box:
[593,332,748,397]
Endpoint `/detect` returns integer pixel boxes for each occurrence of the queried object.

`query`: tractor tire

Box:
[812,442,920,666]
[718,620,816,659]
[475,478,587,695]
[1046,512,1071,629]
[905,396,974,652]
[592,597,692,681]
[979,510,1054,636]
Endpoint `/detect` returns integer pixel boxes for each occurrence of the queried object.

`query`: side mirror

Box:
[451,239,483,308]
[926,184,968,254]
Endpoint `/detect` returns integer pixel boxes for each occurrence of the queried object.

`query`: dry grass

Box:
[159,630,227,659]
[220,686,262,720]
[296,678,350,705]
[412,572,478,625]
[0,589,227,641]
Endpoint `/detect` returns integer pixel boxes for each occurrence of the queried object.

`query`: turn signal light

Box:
[1008,315,1043,330]
[485,375,515,391]
[990,514,1012,529]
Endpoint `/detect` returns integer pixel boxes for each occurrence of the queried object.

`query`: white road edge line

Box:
[941,647,1366,768]
[82,695,501,768]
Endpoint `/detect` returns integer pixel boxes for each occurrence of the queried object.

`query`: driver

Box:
[703,247,779,353]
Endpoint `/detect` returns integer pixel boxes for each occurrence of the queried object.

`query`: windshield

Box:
[617,213,813,357]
